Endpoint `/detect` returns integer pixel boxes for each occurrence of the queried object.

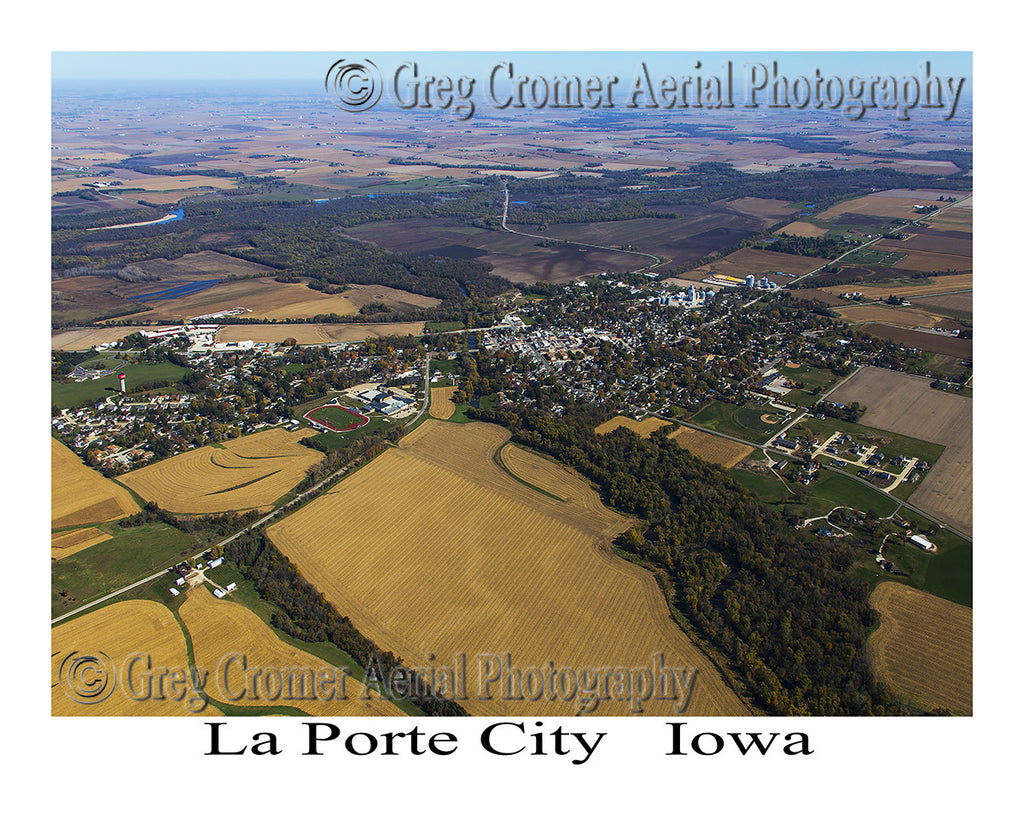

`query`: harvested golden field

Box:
[822,273,973,300]
[819,192,961,221]
[669,426,754,469]
[52,438,139,528]
[429,386,457,420]
[774,220,830,238]
[499,444,608,515]
[215,322,425,345]
[833,303,947,329]
[268,420,748,716]
[51,600,217,716]
[120,427,322,514]
[595,415,670,437]
[179,588,404,716]
[867,583,972,714]
[51,527,111,560]
[51,326,137,351]
[829,367,972,533]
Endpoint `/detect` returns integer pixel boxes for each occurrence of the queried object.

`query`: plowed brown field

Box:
[268,420,749,717]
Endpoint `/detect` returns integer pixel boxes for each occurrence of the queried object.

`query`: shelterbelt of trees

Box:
[468,405,930,716]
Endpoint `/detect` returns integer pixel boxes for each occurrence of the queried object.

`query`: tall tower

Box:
[118,373,126,394]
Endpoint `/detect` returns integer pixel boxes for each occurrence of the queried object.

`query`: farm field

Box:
[595,415,670,437]
[113,277,441,323]
[429,386,457,420]
[52,438,139,528]
[668,425,753,468]
[828,367,972,533]
[818,191,967,222]
[268,420,749,716]
[119,427,322,514]
[774,220,830,238]
[911,291,973,314]
[179,587,404,716]
[859,324,972,358]
[51,527,111,560]
[866,583,972,715]
[345,217,644,283]
[832,303,950,329]
[688,247,829,281]
[538,205,769,265]
[214,322,426,345]
[51,600,214,716]
[821,272,972,300]
[51,326,141,350]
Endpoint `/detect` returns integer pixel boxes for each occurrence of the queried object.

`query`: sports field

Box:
[52,438,139,529]
[867,583,972,715]
[119,427,322,514]
[268,420,749,717]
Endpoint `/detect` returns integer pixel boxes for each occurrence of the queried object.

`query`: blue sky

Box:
[52,51,971,87]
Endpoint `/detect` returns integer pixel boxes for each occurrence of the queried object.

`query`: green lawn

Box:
[425,321,465,332]
[730,468,793,504]
[53,361,190,408]
[690,401,785,444]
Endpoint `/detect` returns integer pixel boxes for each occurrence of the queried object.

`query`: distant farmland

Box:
[867,583,972,715]
[268,420,749,717]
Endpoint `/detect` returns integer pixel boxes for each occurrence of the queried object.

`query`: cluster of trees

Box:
[755,233,860,258]
[225,531,467,716]
[467,405,914,715]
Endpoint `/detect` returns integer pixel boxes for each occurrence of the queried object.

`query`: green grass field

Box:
[52,361,190,408]
[305,404,369,431]
[690,400,786,443]
[51,521,197,618]
[730,468,793,504]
